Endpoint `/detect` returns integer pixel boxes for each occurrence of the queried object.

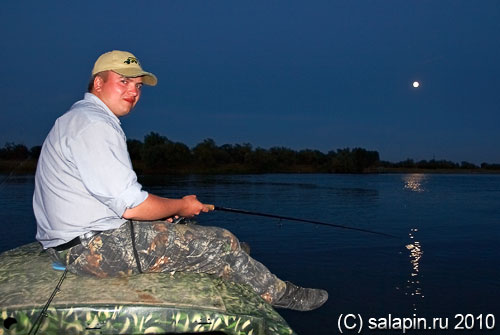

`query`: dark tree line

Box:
[378,158,491,170]
[1,134,499,174]
[0,142,41,160]
[124,132,380,174]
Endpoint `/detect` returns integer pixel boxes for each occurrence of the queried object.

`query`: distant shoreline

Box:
[372,167,500,174]
[3,136,499,175]
[2,159,500,176]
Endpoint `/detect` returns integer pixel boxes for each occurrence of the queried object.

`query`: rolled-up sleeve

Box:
[69,121,148,216]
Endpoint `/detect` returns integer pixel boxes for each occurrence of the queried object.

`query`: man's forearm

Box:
[122,194,207,220]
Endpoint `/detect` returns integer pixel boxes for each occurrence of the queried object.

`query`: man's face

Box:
[93,71,143,117]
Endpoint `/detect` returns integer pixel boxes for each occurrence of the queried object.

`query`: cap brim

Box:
[113,68,158,86]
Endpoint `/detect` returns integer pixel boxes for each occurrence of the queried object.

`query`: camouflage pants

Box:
[48,220,286,303]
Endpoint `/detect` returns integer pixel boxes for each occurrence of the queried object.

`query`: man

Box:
[33,50,328,311]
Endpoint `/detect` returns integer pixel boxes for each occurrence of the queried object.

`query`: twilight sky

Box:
[1,1,499,164]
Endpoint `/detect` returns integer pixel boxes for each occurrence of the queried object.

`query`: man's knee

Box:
[218,228,241,252]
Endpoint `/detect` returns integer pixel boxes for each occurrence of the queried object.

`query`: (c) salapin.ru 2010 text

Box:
[337,313,495,333]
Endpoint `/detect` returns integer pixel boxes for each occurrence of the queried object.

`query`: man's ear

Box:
[93,76,104,92]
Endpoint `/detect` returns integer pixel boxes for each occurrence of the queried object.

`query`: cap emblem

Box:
[124,56,139,65]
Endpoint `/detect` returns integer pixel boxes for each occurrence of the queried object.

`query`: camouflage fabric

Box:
[0,243,297,335]
[49,220,287,303]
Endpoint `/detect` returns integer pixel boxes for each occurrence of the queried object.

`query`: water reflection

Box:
[405,228,424,312]
[398,175,427,312]
[403,174,427,192]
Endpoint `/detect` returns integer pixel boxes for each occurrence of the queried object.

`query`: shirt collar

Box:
[83,93,121,125]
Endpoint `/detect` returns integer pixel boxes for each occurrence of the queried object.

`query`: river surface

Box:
[1,173,499,334]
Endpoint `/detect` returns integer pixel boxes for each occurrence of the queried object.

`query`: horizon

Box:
[1,1,499,166]
[1,135,498,166]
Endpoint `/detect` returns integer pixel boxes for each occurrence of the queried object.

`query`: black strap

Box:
[129,220,143,273]
[53,231,104,252]
[53,237,82,251]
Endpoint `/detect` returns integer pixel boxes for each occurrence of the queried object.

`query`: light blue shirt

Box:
[33,93,148,248]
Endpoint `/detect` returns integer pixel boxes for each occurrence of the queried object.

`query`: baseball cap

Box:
[92,50,158,86]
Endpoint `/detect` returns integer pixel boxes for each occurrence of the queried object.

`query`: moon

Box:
[413,81,420,88]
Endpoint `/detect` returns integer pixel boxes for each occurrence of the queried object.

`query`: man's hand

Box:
[165,215,180,223]
[178,195,207,217]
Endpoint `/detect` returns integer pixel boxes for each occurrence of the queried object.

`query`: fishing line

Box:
[0,157,31,192]
[28,268,68,335]
[210,205,398,238]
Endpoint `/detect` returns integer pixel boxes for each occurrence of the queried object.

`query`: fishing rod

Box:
[206,205,397,238]
[28,268,68,335]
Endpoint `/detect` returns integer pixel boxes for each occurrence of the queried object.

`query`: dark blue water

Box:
[1,173,499,334]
